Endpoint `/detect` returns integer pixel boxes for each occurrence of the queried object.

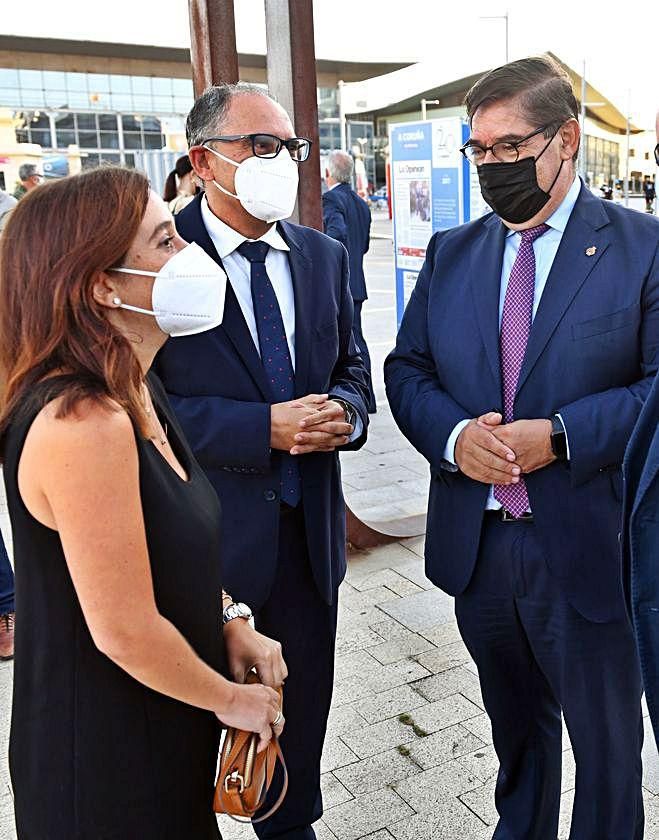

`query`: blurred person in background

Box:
[323,150,376,413]
[163,154,198,215]
[12,163,43,201]
[0,190,17,234]
[0,167,287,839]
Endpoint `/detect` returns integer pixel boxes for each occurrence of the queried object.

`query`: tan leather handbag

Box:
[214,673,288,823]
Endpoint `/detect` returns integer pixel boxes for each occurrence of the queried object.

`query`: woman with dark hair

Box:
[0,167,287,839]
[163,154,197,214]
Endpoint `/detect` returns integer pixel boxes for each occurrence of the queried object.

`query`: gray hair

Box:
[186,83,275,148]
[18,163,38,182]
[328,150,354,184]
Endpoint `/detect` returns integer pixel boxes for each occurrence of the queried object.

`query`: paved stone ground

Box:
[1,212,659,838]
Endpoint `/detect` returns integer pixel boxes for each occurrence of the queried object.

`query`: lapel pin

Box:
[585,246,597,257]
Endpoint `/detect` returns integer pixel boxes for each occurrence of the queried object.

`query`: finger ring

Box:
[272,710,283,727]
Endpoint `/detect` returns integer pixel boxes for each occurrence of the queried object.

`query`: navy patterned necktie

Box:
[237,240,301,507]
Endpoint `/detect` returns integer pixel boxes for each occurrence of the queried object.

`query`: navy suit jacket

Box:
[153,195,370,609]
[623,372,659,744]
[385,184,659,622]
[322,183,371,302]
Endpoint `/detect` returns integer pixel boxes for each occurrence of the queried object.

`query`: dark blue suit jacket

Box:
[153,195,370,609]
[385,184,659,622]
[322,183,371,302]
[623,372,659,744]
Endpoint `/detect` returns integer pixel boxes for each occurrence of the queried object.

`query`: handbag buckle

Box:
[225,769,245,794]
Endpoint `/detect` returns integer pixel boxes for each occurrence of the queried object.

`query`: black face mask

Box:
[477,132,564,224]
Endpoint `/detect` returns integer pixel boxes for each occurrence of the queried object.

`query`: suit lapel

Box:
[279,222,313,398]
[175,197,272,401]
[469,215,507,398]
[516,186,612,397]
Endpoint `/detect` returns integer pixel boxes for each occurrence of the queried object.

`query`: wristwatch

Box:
[549,414,568,461]
[332,398,357,428]
[222,601,253,625]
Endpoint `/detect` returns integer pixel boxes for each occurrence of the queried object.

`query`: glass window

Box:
[123,132,144,150]
[81,153,101,170]
[31,113,51,129]
[18,69,42,89]
[68,91,90,109]
[15,127,28,143]
[172,78,193,95]
[122,114,141,131]
[151,95,173,113]
[110,74,131,93]
[0,69,19,88]
[111,94,133,111]
[98,113,117,131]
[174,96,193,113]
[131,76,151,94]
[20,90,46,108]
[78,131,98,148]
[66,73,88,92]
[88,94,110,109]
[99,131,119,149]
[87,74,110,93]
[0,89,21,107]
[151,77,172,96]
[140,115,161,132]
[143,133,164,150]
[30,129,52,147]
[44,89,68,108]
[42,71,67,89]
[55,113,75,129]
[100,154,121,166]
[56,130,76,147]
[132,95,153,111]
[76,113,96,130]
[124,153,135,168]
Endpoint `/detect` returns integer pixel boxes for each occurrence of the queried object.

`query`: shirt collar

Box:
[201,195,290,258]
[506,174,581,238]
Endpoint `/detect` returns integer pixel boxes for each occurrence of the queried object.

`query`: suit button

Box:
[264,489,278,502]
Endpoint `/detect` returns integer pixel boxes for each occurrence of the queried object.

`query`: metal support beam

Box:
[264,0,322,230]
[188,0,239,97]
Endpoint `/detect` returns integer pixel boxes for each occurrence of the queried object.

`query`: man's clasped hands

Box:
[271,394,353,455]
[455,412,556,485]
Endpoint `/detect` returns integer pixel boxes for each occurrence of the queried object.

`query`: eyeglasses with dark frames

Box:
[460,124,556,165]
[201,133,312,162]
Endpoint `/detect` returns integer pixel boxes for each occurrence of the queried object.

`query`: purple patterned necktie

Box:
[494,223,549,518]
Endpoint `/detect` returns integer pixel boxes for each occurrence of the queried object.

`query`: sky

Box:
[3,0,658,129]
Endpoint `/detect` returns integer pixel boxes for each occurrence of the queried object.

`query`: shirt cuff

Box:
[555,413,571,460]
[442,418,471,471]
[348,415,363,443]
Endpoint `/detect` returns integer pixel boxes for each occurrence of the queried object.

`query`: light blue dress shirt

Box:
[443,175,582,509]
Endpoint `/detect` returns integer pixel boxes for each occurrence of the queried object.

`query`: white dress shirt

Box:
[200,196,363,438]
[201,196,297,367]
[443,175,582,509]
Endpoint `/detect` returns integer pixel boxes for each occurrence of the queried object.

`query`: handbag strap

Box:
[218,736,289,825]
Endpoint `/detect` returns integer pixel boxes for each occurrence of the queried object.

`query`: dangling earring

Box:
[113,297,122,306]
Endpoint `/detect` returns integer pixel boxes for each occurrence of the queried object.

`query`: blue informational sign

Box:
[389,118,489,323]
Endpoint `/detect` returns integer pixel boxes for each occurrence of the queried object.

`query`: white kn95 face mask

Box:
[205,144,299,223]
[110,242,227,337]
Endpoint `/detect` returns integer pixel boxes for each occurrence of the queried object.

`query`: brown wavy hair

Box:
[0,166,152,451]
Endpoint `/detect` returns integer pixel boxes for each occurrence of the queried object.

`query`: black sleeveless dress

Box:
[3,374,225,839]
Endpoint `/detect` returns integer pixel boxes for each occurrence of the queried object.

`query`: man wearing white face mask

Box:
[153,84,370,840]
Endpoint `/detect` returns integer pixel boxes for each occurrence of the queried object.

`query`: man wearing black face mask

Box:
[385,55,659,839]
